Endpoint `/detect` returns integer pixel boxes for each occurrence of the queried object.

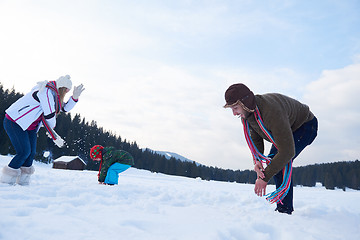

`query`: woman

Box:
[1,75,85,185]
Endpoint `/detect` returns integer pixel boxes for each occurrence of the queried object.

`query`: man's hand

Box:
[254,178,267,197]
[254,161,265,179]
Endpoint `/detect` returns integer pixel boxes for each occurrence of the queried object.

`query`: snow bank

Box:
[53,155,86,164]
[0,155,359,240]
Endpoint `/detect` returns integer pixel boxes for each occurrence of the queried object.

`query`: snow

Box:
[1,155,359,240]
[43,151,50,158]
[53,156,86,164]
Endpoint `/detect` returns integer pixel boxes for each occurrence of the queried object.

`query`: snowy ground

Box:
[1,155,359,240]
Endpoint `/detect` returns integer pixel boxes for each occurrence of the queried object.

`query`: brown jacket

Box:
[247,93,314,182]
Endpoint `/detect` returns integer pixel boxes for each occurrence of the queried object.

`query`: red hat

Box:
[90,145,104,160]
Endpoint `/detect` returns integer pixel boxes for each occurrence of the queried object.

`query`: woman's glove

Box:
[53,135,65,148]
[46,130,65,148]
[72,84,85,100]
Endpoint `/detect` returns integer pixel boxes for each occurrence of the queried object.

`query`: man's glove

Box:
[72,84,85,100]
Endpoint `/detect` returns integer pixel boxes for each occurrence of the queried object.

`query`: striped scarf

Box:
[41,81,62,140]
[242,107,292,204]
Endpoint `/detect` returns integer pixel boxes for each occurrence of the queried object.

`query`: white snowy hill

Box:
[1,155,359,240]
[144,148,200,165]
[155,150,193,162]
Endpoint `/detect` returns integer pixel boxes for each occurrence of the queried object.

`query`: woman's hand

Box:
[73,84,85,100]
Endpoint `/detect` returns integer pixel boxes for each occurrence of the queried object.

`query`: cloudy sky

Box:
[0,0,359,170]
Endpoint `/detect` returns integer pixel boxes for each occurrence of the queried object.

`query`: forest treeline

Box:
[1,82,359,190]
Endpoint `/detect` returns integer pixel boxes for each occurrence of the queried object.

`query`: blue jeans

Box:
[3,117,37,169]
[269,116,318,212]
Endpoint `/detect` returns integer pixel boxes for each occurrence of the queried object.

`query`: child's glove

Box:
[72,84,85,100]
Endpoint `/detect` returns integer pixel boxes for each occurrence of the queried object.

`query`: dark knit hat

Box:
[223,83,256,112]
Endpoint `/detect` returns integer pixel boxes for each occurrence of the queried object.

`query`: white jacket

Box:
[5,85,77,131]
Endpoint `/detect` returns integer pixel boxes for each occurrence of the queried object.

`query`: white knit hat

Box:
[56,75,72,90]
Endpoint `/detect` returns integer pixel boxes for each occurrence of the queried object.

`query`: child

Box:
[90,145,134,185]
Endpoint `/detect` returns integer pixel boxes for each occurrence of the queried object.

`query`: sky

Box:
[0,0,359,170]
[1,158,360,240]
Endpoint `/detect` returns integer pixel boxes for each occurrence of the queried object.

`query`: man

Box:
[224,83,318,214]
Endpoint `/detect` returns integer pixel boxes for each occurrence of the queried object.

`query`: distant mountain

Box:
[154,150,192,162]
[143,148,199,165]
